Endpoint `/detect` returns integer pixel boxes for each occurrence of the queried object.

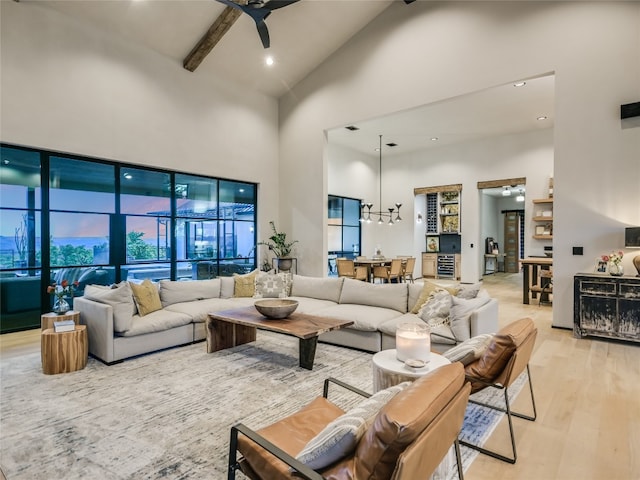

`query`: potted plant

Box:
[258,221,298,272]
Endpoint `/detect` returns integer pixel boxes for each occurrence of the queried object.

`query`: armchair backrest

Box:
[389,259,403,276]
[320,363,468,480]
[465,317,537,393]
[403,257,416,274]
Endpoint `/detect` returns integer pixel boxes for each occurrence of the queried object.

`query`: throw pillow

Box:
[129,279,162,316]
[417,289,452,328]
[457,282,482,300]
[410,280,460,314]
[83,282,135,333]
[233,269,259,298]
[443,333,494,366]
[417,289,456,344]
[296,382,409,470]
[449,294,492,342]
[254,272,289,299]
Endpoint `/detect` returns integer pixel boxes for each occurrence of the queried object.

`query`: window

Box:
[0,143,258,332]
[328,195,362,276]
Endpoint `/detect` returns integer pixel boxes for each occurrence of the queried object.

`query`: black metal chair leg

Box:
[459,367,536,464]
[228,426,240,480]
[454,439,465,480]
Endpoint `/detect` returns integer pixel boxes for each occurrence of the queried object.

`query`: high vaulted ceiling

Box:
[21,0,554,155]
[28,0,394,98]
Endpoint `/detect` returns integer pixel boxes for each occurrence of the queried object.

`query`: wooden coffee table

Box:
[206,307,354,370]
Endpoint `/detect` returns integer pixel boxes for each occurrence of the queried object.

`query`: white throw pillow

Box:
[83,282,135,333]
[443,333,494,365]
[296,382,409,470]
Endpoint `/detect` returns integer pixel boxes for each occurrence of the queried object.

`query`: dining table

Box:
[354,258,407,283]
[520,256,553,304]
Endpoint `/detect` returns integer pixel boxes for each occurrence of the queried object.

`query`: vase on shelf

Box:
[608,262,624,277]
[53,297,70,315]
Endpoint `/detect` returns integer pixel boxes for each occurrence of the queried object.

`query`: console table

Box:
[574,273,640,344]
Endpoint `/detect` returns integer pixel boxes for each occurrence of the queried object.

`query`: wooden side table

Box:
[41,325,88,375]
[372,349,450,392]
[41,310,80,331]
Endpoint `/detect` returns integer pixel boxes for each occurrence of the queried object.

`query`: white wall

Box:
[0,1,281,254]
[280,1,640,328]
[329,128,554,282]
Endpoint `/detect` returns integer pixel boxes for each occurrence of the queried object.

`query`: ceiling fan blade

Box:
[263,0,300,11]
[214,0,246,13]
[404,0,416,3]
[256,19,271,48]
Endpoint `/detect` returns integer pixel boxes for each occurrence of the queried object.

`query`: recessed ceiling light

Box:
[123,173,132,180]
[514,81,527,87]
[239,188,245,193]
[430,137,439,141]
[537,116,548,121]
[2,159,9,165]
[374,147,381,152]
[265,55,274,66]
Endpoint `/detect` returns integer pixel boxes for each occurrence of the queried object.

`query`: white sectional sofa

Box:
[74,274,498,364]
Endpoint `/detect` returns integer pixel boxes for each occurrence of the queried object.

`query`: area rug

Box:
[0,333,527,479]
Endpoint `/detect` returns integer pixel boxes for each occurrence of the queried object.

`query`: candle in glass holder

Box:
[396,322,431,363]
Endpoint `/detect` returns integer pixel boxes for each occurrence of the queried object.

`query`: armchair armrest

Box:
[322,377,371,400]
[229,424,324,480]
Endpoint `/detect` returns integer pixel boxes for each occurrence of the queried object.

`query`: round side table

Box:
[372,349,451,392]
[41,310,80,331]
[41,325,88,375]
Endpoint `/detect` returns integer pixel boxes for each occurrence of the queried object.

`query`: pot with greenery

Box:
[258,221,298,272]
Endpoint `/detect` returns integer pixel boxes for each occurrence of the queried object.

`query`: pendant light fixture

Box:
[360,135,402,225]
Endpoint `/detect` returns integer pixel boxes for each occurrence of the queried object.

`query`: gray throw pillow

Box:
[295,382,409,470]
[84,282,135,333]
[457,282,482,299]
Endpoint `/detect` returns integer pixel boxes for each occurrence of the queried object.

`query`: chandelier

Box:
[360,135,402,225]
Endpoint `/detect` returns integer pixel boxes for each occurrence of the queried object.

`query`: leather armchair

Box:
[228,363,470,479]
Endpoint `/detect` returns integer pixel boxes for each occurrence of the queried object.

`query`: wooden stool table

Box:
[41,311,80,331]
[41,325,88,375]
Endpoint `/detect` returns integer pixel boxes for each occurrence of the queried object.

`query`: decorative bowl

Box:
[254,299,299,319]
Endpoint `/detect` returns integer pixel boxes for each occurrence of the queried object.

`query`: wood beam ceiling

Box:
[183,6,242,72]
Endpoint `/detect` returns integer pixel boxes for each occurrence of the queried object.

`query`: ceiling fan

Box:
[214,0,300,49]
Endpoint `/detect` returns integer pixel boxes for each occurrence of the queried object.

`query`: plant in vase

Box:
[258,221,298,272]
[601,251,624,276]
[47,279,79,314]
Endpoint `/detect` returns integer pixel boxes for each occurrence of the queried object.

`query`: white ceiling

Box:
[28,0,394,98]
[24,0,554,157]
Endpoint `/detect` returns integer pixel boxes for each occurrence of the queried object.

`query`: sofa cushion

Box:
[339,279,408,313]
[465,317,535,387]
[288,296,338,314]
[254,272,291,299]
[410,281,460,314]
[118,308,193,337]
[83,282,135,333]
[159,279,221,307]
[354,363,465,479]
[291,275,344,303]
[315,304,403,332]
[443,333,494,365]
[233,269,259,298]
[165,297,243,323]
[296,382,409,470]
[130,279,163,316]
[377,313,453,346]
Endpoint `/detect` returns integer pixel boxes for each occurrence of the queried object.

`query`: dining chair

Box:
[373,258,403,283]
[401,257,416,283]
[337,258,368,281]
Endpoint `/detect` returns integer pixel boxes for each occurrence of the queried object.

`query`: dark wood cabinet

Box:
[574,273,640,344]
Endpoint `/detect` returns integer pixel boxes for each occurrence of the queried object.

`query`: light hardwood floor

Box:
[0,273,638,479]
